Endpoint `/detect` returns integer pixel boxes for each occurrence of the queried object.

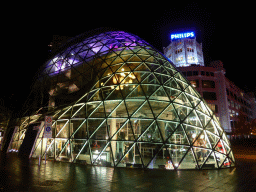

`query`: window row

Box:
[190,80,215,89]
[182,71,214,77]
[226,89,251,108]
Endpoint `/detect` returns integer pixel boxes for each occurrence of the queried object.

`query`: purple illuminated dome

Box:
[10,30,235,170]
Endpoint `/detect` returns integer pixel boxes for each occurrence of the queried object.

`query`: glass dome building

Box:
[8,30,235,170]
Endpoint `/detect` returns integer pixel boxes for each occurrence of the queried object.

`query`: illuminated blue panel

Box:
[171,32,195,40]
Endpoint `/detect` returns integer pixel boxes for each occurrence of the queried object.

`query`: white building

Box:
[164,32,204,67]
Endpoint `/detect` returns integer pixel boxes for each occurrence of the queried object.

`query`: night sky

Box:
[4,3,254,111]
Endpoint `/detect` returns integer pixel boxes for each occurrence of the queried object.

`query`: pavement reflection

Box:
[0,152,255,191]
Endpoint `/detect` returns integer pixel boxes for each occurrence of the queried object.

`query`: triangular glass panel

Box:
[90,140,108,165]
[173,103,193,122]
[193,131,211,149]
[182,124,203,145]
[109,101,128,117]
[55,139,71,162]
[148,100,169,118]
[186,94,201,108]
[70,119,87,139]
[167,145,191,169]
[201,151,218,169]
[164,66,177,76]
[116,143,143,168]
[163,86,181,101]
[110,63,123,74]
[94,142,114,167]
[196,101,211,116]
[105,57,116,65]
[139,143,163,168]
[108,119,134,141]
[87,118,105,138]
[221,156,233,168]
[196,111,211,128]
[125,62,141,71]
[164,78,182,90]
[157,120,180,141]
[227,150,235,163]
[87,89,102,102]
[173,92,192,107]
[120,53,133,62]
[103,100,122,117]
[174,79,188,91]
[199,149,215,169]
[147,63,160,71]
[214,151,226,168]
[136,48,151,56]
[214,139,226,154]
[183,110,203,128]
[141,73,160,84]
[89,102,106,118]
[130,118,154,139]
[90,120,108,140]
[149,145,175,170]
[158,104,180,122]
[56,120,69,138]
[126,85,145,99]
[132,101,154,119]
[111,141,133,166]
[174,72,187,83]
[165,125,190,145]
[86,101,101,117]
[155,66,170,76]
[137,54,151,62]
[154,73,169,85]
[138,121,163,143]
[124,100,144,117]
[205,120,219,136]
[133,72,150,83]
[116,64,131,73]
[127,54,142,62]
[184,86,200,98]
[149,86,170,100]
[141,84,160,98]
[206,131,219,148]
[134,63,150,71]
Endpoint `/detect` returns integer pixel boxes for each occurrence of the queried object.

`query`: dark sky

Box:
[4,2,254,110]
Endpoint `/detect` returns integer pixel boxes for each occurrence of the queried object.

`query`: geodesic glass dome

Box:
[9,30,235,170]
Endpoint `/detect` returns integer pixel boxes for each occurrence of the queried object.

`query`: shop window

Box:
[202,80,215,88]
[203,92,217,100]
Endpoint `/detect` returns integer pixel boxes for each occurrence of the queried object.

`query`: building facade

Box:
[164,32,204,67]
[178,63,256,135]
[163,32,256,135]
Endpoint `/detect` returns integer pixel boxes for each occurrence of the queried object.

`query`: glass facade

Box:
[9,31,235,169]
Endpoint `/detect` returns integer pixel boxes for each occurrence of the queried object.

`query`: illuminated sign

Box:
[171,32,195,40]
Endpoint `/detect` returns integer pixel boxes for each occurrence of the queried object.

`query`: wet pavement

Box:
[0,148,256,192]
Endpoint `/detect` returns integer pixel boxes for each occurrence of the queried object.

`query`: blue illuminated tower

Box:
[164,32,204,67]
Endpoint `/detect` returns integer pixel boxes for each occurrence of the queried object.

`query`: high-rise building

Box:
[164,32,204,67]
